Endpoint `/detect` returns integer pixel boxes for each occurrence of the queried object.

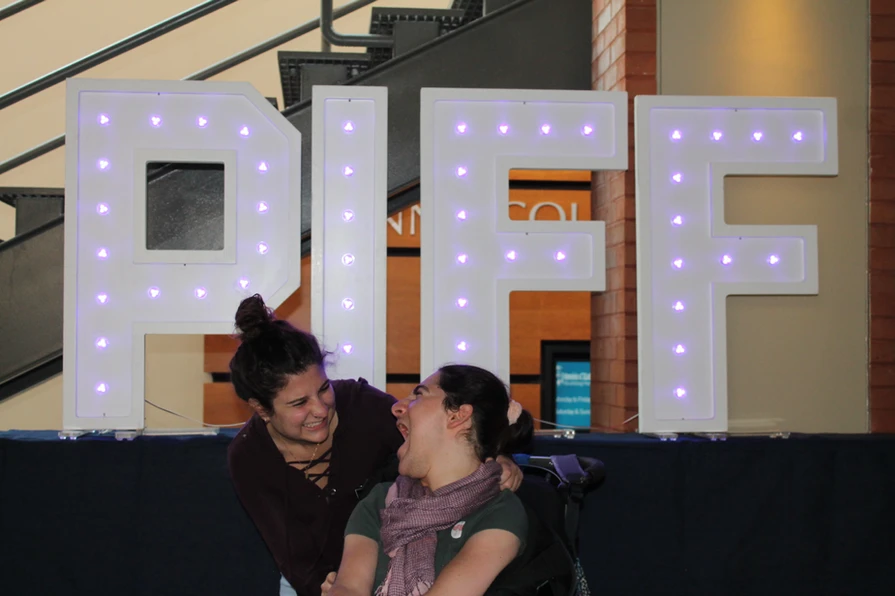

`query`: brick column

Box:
[590,0,656,431]
[870,0,895,431]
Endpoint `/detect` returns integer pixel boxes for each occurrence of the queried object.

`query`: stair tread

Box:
[0,186,64,207]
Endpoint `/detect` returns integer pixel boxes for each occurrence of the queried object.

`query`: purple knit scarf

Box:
[375,461,502,596]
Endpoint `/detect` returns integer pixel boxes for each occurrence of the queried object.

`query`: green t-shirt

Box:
[345,482,529,591]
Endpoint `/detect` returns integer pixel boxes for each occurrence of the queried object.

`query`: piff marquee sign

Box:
[63,79,837,434]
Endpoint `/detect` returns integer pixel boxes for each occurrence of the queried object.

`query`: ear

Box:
[248,398,270,421]
[446,404,474,430]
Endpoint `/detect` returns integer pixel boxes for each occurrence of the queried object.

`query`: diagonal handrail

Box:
[186,0,378,81]
[0,0,379,178]
[0,0,43,22]
[0,0,237,112]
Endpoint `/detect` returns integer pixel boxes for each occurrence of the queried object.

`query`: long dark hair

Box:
[228,294,327,411]
[437,364,534,459]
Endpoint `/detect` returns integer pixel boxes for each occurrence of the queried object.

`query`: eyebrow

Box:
[285,379,331,405]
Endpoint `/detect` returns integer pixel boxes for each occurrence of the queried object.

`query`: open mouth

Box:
[396,422,409,439]
[303,419,326,431]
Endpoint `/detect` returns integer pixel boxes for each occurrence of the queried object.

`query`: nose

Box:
[309,396,328,419]
[391,396,409,418]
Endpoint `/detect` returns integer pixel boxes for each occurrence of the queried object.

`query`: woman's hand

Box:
[495,455,523,492]
[320,571,337,596]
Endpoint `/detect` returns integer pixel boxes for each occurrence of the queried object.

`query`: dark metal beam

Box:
[320,0,393,48]
[0,0,43,22]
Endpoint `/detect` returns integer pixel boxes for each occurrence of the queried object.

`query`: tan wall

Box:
[658,0,869,432]
[0,0,450,430]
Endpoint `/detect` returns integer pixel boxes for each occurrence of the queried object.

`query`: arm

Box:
[495,455,523,492]
[328,535,380,596]
[228,433,321,594]
[228,441,289,561]
[426,529,522,596]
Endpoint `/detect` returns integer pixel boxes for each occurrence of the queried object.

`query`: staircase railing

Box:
[0,0,379,178]
[0,0,237,112]
[321,0,391,47]
[0,0,43,23]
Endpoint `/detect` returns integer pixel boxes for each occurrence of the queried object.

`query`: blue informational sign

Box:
[555,360,591,428]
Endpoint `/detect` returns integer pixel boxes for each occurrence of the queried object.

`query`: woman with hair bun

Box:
[226,295,523,596]
[330,364,535,596]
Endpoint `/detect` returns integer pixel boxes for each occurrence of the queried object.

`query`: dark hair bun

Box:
[499,409,534,455]
[234,294,275,341]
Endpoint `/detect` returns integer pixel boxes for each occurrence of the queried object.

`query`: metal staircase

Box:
[0,0,593,401]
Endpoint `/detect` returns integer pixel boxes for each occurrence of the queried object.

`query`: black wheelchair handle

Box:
[513,454,606,490]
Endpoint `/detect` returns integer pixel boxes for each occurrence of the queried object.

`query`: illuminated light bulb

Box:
[672,173,682,183]
[768,254,780,265]
[671,215,683,226]
[456,210,467,220]
[721,254,733,265]
[257,242,269,255]
[98,114,110,126]
[239,126,250,137]
[96,383,108,394]
[343,121,355,133]
[150,116,162,127]
[96,248,108,259]
[257,162,269,172]
[95,337,108,349]
[456,166,468,177]
[341,298,355,311]
[197,116,208,128]
[671,130,682,141]
[672,258,684,269]
[456,122,468,134]
[343,166,354,177]
[342,344,354,355]
[342,210,355,222]
[195,287,207,299]
[673,344,686,354]
[752,131,763,141]
[96,293,109,305]
[257,201,269,214]
[97,203,109,215]
[341,253,355,266]
[238,278,250,290]
[554,251,567,261]
[672,301,685,312]
[712,131,723,141]
[582,125,594,136]
[97,159,110,170]
[457,298,468,308]
[148,287,160,299]
[792,131,803,142]
[505,250,517,261]
[456,341,468,352]
[540,124,551,135]
[674,387,687,399]
[456,253,468,264]
[498,124,509,135]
